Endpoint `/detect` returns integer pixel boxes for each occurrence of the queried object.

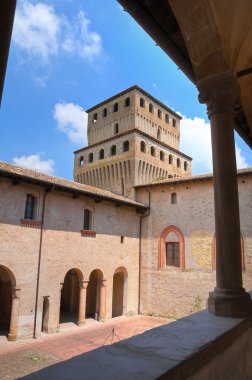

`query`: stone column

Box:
[78,280,88,326]
[99,279,107,320]
[198,73,250,317]
[8,287,21,341]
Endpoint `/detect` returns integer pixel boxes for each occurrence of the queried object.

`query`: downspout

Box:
[138,189,151,314]
[33,185,54,339]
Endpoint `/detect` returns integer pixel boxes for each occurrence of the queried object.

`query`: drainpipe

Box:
[33,185,54,339]
[138,189,151,314]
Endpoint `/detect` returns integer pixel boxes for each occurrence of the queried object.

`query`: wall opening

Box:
[60,269,81,324]
[0,265,15,338]
[86,269,103,320]
[112,268,127,317]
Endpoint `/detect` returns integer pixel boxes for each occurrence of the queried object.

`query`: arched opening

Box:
[151,146,156,156]
[114,123,119,135]
[160,151,165,161]
[158,109,162,119]
[88,153,93,163]
[177,158,181,168]
[79,156,84,167]
[140,141,146,153]
[149,103,153,113]
[184,161,188,171]
[60,269,83,324]
[171,192,177,204]
[169,154,173,164]
[140,97,145,108]
[93,113,97,123]
[125,97,130,107]
[103,108,107,117]
[86,269,103,320]
[113,103,118,113]
[83,209,92,230]
[157,128,161,140]
[111,145,117,156]
[0,265,16,338]
[99,149,104,160]
[112,267,128,317]
[158,226,185,269]
[42,296,49,333]
[123,140,129,152]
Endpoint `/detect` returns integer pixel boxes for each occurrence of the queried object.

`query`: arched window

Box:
[140,141,146,153]
[158,226,185,269]
[79,156,84,167]
[165,114,169,123]
[99,149,104,160]
[123,141,129,152]
[111,145,116,156]
[103,108,107,117]
[157,128,161,140]
[93,113,97,123]
[177,158,181,168]
[171,192,177,204]
[158,109,162,119]
[173,119,176,128]
[83,209,92,230]
[149,103,153,113]
[151,146,156,156]
[212,234,245,272]
[140,98,145,108]
[125,97,130,107]
[184,161,188,171]
[88,153,93,163]
[160,151,165,161]
[114,123,119,135]
[169,154,173,164]
[24,194,35,220]
[113,103,118,112]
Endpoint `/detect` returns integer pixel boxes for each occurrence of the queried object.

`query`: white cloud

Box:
[180,116,249,174]
[13,1,103,64]
[12,154,55,175]
[54,102,87,145]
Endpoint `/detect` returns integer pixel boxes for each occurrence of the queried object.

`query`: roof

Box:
[86,85,182,120]
[135,167,252,188]
[74,128,192,161]
[0,161,148,211]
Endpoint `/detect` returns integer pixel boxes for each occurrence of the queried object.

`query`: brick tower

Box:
[74,86,192,199]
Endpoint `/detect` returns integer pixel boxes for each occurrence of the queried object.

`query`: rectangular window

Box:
[166,242,179,267]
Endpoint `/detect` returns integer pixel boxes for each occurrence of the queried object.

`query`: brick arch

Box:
[212,234,245,272]
[158,225,185,269]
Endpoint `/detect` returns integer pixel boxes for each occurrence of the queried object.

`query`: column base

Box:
[208,287,251,317]
[77,320,86,327]
[7,333,17,341]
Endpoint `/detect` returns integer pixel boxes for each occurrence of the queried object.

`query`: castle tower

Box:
[74,86,192,199]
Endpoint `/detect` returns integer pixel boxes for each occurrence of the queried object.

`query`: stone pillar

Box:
[78,281,88,326]
[99,279,107,320]
[198,73,251,317]
[8,287,21,341]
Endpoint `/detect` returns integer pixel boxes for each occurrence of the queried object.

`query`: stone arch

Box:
[112,267,128,318]
[212,234,245,272]
[158,226,185,269]
[86,269,105,320]
[60,268,84,324]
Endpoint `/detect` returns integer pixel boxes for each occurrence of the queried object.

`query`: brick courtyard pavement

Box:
[0,315,171,379]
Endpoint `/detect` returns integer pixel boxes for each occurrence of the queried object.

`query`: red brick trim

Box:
[158,225,185,269]
[80,229,96,238]
[212,234,245,272]
[20,219,41,228]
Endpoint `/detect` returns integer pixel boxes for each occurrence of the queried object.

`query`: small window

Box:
[149,103,153,113]
[165,114,169,123]
[79,156,84,167]
[160,151,165,161]
[140,141,146,153]
[114,123,119,135]
[88,153,93,163]
[93,113,98,123]
[177,158,181,168]
[173,119,176,128]
[111,145,116,156]
[151,146,156,157]
[166,242,179,267]
[103,108,108,117]
[24,194,35,220]
[157,128,161,140]
[113,103,118,113]
[123,141,129,152]
[99,149,104,160]
[83,209,91,230]
[171,192,177,204]
[169,154,173,164]
[140,98,145,108]
[121,236,124,244]
[184,161,188,171]
[125,97,130,107]
[158,109,162,119]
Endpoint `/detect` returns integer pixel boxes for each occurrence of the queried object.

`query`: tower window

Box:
[171,192,177,204]
[88,153,93,163]
[157,128,161,140]
[99,149,104,160]
[151,146,156,156]
[111,145,116,156]
[93,113,98,123]
[149,103,153,113]
[114,123,119,135]
[79,156,84,167]
[177,158,181,168]
[113,103,119,113]
[184,161,188,171]
[140,98,145,108]
[169,154,173,164]
[165,114,169,123]
[140,141,146,153]
[103,108,108,117]
[173,119,177,128]
[83,209,92,230]
[123,141,129,152]
[24,194,35,220]
[160,151,165,161]
[125,97,130,107]
[158,109,162,119]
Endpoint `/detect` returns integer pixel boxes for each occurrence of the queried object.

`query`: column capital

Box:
[12,287,21,299]
[101,279,107,288]
[197,73,240,118]
[79,280,89,289]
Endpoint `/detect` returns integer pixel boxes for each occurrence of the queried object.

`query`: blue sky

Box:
[0,0,251,179]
